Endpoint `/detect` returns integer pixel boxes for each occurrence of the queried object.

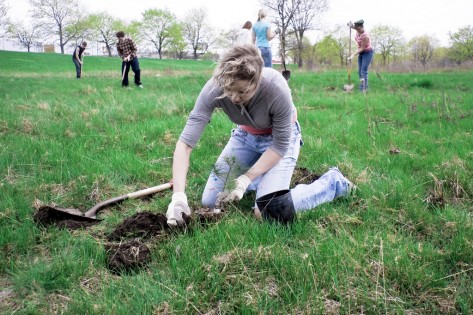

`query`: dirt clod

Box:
[107,211,169,241]
[195,207,225,223]
[105,240,151,274]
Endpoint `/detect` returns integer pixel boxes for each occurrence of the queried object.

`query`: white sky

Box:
[6,0,473,46]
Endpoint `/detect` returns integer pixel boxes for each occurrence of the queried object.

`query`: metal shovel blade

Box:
[282,70,291,81]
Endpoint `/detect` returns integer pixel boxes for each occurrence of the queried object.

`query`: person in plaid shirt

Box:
[116,31,143,88]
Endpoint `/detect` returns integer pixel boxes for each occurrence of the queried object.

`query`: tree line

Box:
[1,0,472,68]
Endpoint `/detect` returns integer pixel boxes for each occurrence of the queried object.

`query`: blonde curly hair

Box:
[213,44,264,100]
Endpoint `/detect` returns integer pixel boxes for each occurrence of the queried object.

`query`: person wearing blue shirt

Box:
[252,9,279,67]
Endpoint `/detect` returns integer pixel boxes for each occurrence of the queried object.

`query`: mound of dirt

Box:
[105,240,151,274]
[107,211,170,241]
[33,206,99,230]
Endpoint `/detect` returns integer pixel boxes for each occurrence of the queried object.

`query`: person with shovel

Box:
[116,31,143,88]
[72,41,87,79]
[347,19,373,92]
[166,44,355,226]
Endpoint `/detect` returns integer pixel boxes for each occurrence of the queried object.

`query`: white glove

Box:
[274,28,281,34]
[216,174,252,207]
[347,21,354,28]
[166,192,191,226]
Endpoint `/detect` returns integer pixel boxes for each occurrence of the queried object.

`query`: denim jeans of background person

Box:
[122,58,142,87]
[358,49,374,91]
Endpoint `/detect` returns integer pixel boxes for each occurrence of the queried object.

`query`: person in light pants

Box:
[166,44,355,226]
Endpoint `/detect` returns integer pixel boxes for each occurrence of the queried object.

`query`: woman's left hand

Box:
[216,174,252,206]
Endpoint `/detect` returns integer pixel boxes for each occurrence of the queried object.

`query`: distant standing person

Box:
[72,41,87,79]
[348,20,373,92]
[252,9,279,67]
[236,21,253,45]
[116,31,143,88]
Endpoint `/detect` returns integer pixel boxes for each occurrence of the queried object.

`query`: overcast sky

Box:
[6,0,473,46]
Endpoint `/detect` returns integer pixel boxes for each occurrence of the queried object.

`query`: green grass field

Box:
[1,50,472,314]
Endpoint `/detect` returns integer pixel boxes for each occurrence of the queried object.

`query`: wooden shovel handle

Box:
[84,182,173,218]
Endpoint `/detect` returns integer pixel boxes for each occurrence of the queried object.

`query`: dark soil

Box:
[107,212,170,241]
[33,206,99,230]
[291,167,321,186]
[105,240,151,274]
[194,207,225,223]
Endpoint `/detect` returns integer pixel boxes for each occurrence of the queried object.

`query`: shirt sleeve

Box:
[268,74,294,157]
[179,79,219,148]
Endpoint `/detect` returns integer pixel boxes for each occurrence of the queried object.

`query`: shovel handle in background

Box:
[348,25,352,85]
[282,60,291,81]
[83,182,173,218]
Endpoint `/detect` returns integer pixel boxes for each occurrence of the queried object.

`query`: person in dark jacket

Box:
[72,42,87,79]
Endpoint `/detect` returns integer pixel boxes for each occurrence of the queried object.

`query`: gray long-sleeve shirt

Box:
[179,67,296,157]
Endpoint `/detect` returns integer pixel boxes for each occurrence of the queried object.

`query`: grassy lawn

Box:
[0,50,472,314]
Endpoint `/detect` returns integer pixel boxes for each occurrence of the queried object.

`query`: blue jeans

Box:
[291,167,351,212]
[201,124,352,212]
[202,122,301,207]
[122,58,141,86]
[259,47,272,68]
[358,49,374,91]
[72,59,82,78]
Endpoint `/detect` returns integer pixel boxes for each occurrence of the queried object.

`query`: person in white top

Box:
[236,21,253,45]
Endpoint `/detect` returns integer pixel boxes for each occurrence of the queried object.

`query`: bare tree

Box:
[216,27,240,50]
[261,0,300,64]
[8,21,41,52]
[29,0,85,53]
[329,24,351,66]
[409,35,438,67]
[370,25,404,66]
[291,0,328,68]
[0,0,9,37]
[181,8,214,60]
[87,12,124,57]
[141,8,179,59]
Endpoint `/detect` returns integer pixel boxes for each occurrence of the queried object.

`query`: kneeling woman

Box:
[166,44,354,225]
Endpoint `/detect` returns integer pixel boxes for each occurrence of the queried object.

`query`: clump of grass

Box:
[410,79,433,89]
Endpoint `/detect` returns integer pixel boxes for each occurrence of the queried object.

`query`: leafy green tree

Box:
[314,35,339,65]
[87,12,125,57]
[167,22,186,59]
[140,8,179,59]
[29,0,85,53]
[370,24,405,66]
[449,25,473,64]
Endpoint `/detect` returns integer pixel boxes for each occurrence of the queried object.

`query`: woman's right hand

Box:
[166,192,191,226]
